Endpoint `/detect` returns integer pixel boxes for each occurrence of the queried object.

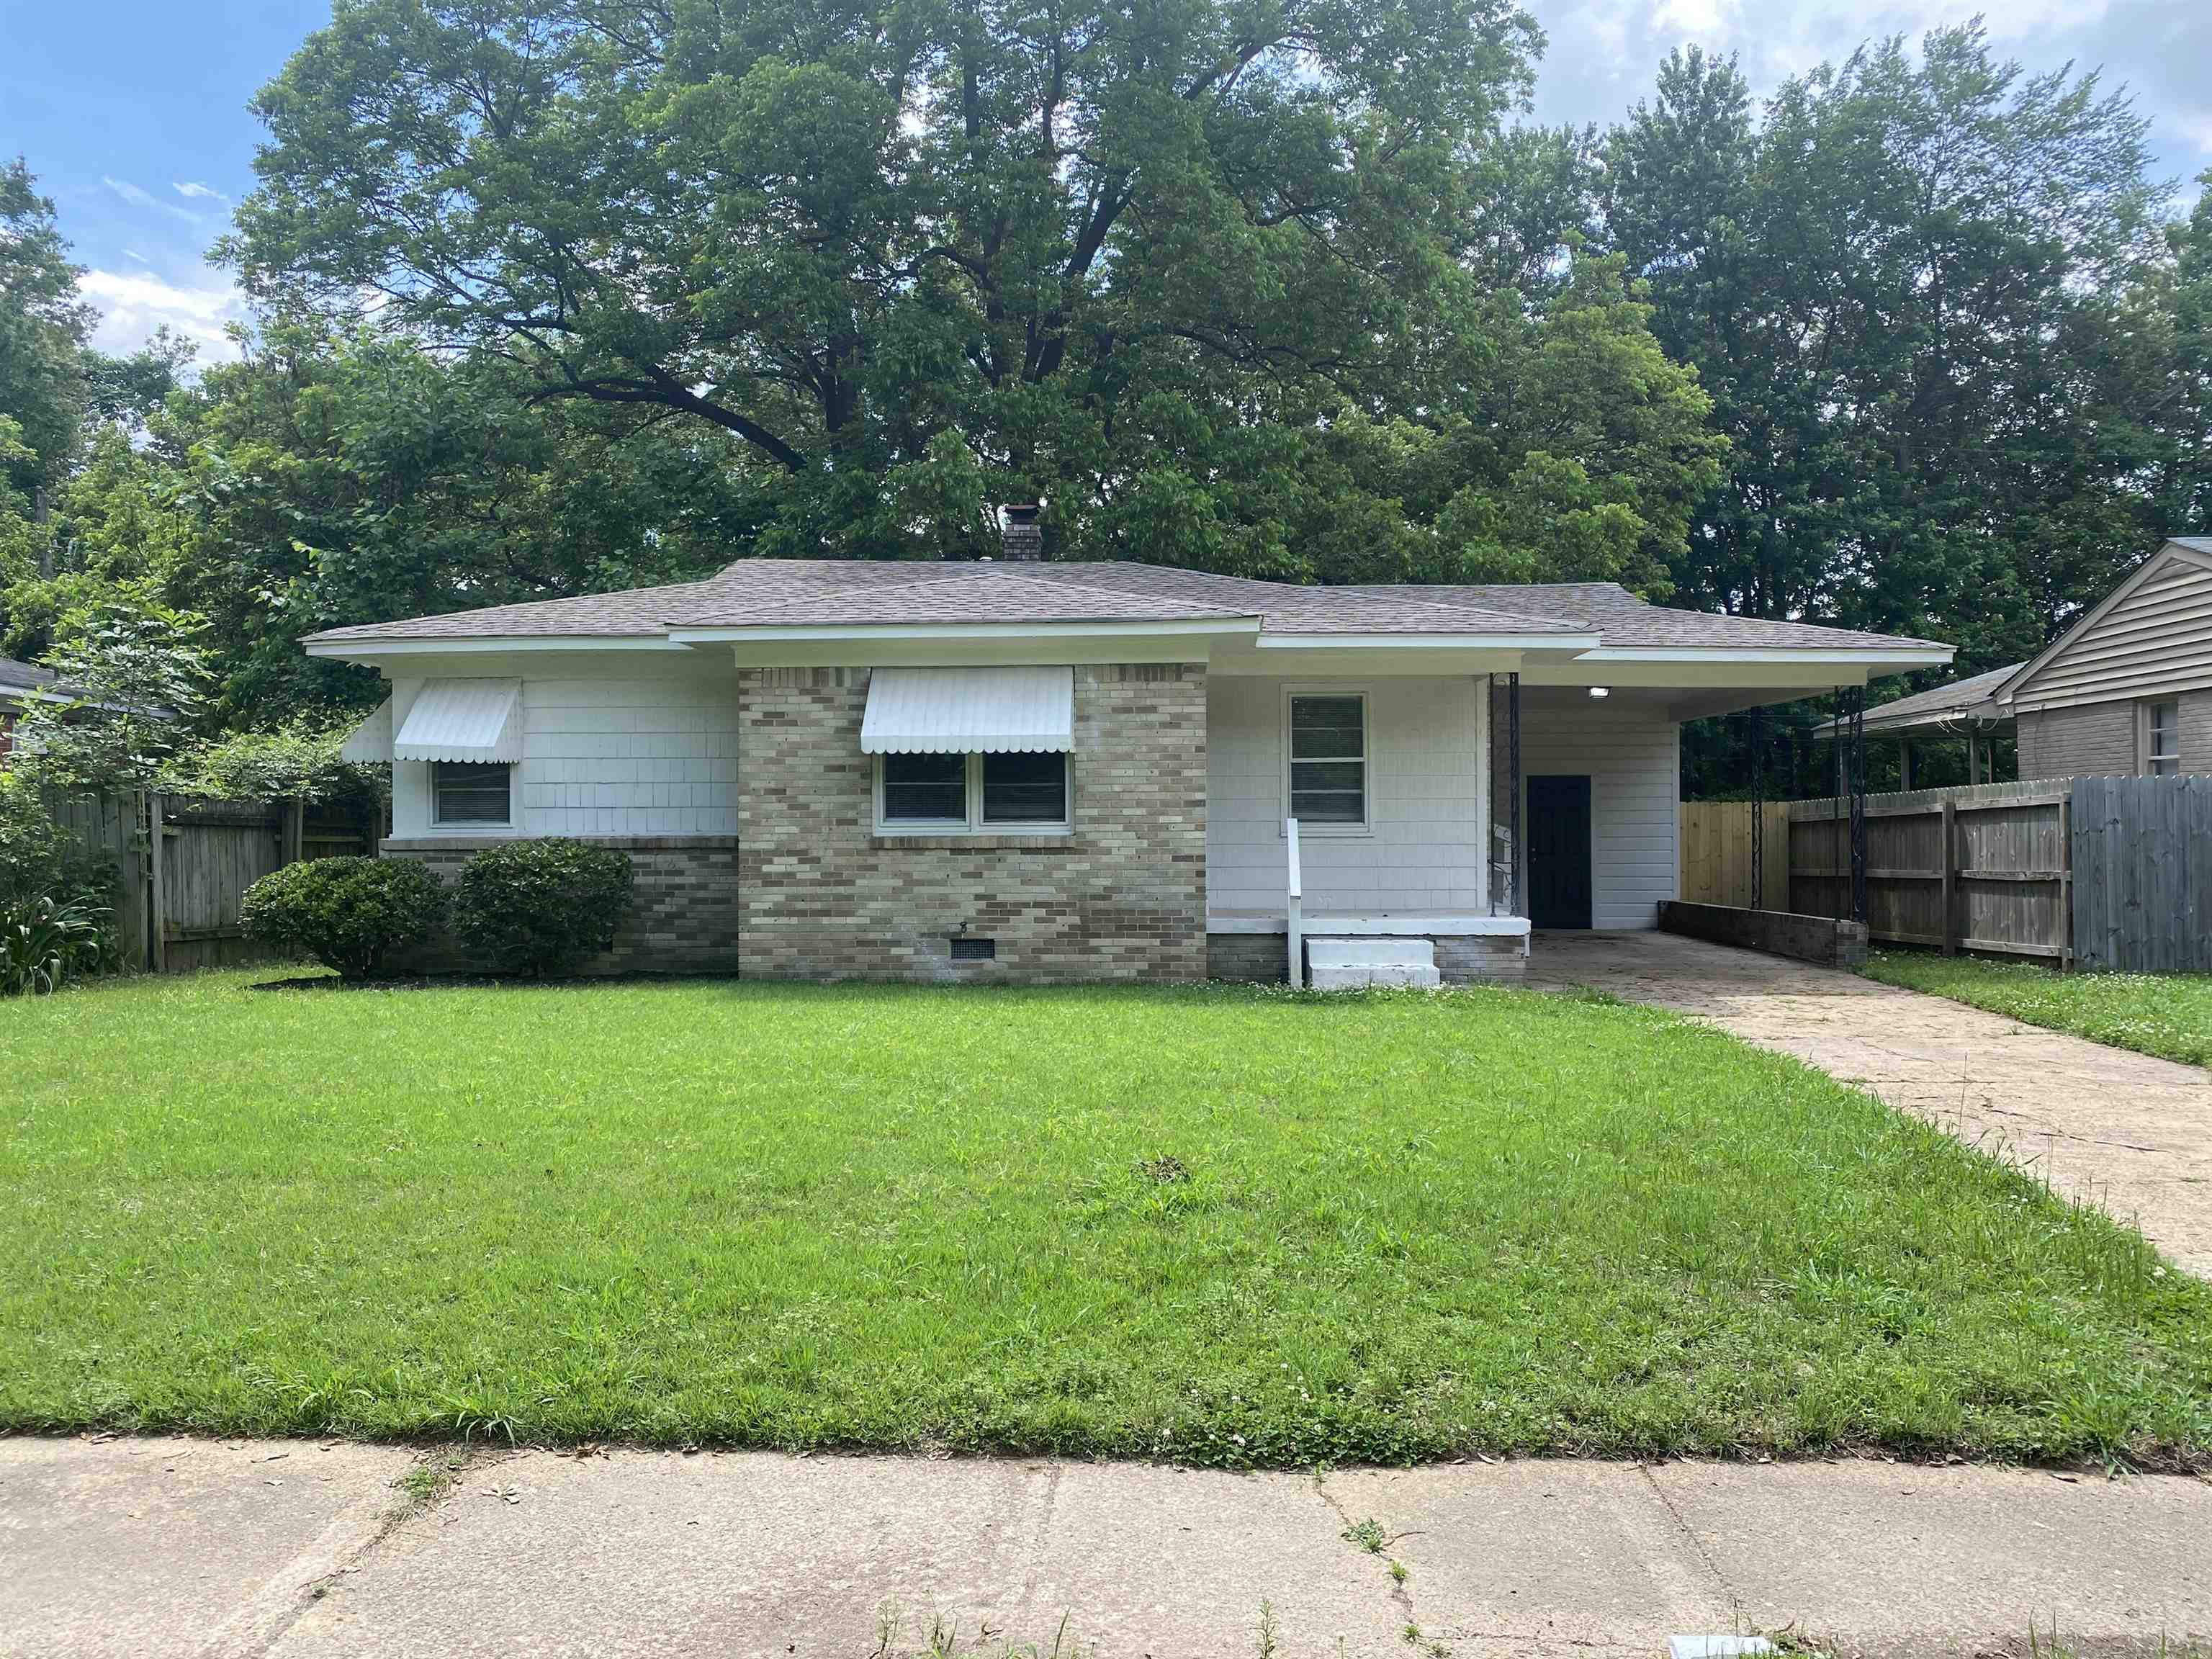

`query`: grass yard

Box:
[1861,950,2212,1069]
[4,971,2208,1469]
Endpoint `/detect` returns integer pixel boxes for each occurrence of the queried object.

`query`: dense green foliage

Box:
[227,0,1722,590]
[452,838,634,976]
[0,13,2205,793]
[240,855,446,979]
[2,975,2206,1464]
[1599,36,2210,795]
[1862,952,2212,1069]
[0,894,112,996]
[0,770,114,913]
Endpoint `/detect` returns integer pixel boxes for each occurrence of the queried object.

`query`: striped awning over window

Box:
[860,666,1074,754]
[392,678,524,763]
[338,696,394,763]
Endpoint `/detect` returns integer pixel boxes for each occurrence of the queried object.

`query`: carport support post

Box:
[1845,688,1868,925]
[1508,671,1522,917]
[1749,704,1765,912]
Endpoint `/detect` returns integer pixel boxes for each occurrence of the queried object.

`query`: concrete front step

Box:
[1305,935,1441,990]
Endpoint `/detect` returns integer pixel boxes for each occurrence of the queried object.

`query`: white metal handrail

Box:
[1285,816,1303,989]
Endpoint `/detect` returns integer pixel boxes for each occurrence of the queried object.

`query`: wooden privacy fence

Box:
[42,789,372,972]
[1788,781,2072,962]
[1676,775,2212,971]
[1678,801,1790,911]
[2071,775,2212,974]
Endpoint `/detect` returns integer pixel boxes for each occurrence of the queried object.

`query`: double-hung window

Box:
[431,761,513,826]
[2146,700,2181,776]
[1286,692,1368,830]
[878,752,1070,832]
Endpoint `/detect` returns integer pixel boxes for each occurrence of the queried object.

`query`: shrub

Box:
[0,896,111,996]
[240,856,446,979]
[451,839,634,977]
[0,771,116,913]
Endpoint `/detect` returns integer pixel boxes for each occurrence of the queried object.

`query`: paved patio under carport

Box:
[1527,930,2212,1277]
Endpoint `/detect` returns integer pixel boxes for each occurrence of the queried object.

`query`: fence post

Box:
[284,796,305,866]
[146,791,166,974]
[1939,797,1956,956]
[2058,788,2073,971]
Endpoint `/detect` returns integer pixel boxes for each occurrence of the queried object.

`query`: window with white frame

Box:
[431,761,513,826]
[1286,691,1368,829]
[2146,700,2181,776]
[877,752,1070,832]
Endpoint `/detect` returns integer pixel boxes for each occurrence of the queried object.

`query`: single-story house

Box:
[2002,536,2212,780]
[1814,661,2021,788]
[310,511,1950,984]
[1,655,77,765]
[1817,536,2212,786]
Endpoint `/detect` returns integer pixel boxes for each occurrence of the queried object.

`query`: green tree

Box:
[1603,28,2184,796]
[230,0,1719,582]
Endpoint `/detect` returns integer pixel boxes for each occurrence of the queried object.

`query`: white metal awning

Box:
[392,678,524,763]
[860,666,1074,754]
[338,696,394,763]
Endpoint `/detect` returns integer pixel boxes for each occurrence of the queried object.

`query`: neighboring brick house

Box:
[1833,539,2212,786]
[310,511,1949,984]
[2004,539,2212,781]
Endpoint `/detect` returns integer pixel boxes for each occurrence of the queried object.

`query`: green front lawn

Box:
[1861,950,2212,1068]
[4,971,2208,1467]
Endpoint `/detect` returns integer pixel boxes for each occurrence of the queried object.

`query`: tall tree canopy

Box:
[230,0,1721,583]
[1601,28,2198,794]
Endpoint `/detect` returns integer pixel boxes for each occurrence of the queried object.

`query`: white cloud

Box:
[174,181,230,203]
[2180,112,2212,157]
[102,174,206,226]
[78,267,247,362]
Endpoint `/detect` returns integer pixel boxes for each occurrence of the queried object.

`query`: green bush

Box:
[0,896,112,995]
[0,772,116,912]
[451,839,634,977]
[240,856,446,980]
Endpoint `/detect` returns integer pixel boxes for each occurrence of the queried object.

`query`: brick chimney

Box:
[999,502,1043,562]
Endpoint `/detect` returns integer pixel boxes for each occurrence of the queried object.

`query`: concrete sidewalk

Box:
[4,1437,2206,1659]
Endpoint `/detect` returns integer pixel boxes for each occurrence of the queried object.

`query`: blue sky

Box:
[4,0,2208,369]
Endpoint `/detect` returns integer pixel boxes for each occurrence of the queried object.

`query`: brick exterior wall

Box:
[380,835,742,975]
[1208,931,1527,984]
[2016,701,2136,779]
[736,664,1209,983]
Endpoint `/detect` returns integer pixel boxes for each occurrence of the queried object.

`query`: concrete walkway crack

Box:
[1636,1462,1735,1613]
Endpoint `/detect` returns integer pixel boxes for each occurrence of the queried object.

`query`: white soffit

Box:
[860,665,1074,754]
[338,696,394,763]
[392,679,523,763]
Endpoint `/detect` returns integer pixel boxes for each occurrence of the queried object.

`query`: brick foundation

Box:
[379,835,742,975]
[736,665,1209,984]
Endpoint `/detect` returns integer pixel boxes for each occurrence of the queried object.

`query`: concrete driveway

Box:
[1529,930,2212,1275]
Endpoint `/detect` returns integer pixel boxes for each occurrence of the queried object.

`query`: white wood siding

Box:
[390,672,742,838]
[2009,546,2212,712]
[1205,675,1488,914]
[1519,701,1679,929]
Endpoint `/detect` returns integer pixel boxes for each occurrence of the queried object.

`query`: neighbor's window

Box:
[878,752,1069,832]
[431,761,513,825]
[1287,693,1368,827]
[2147,701,2181,776]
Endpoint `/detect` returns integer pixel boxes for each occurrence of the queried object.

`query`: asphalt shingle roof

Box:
[304,559,1948,655]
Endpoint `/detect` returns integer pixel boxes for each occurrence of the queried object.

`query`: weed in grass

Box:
[4,974,2209,1466]
[388,1453,464,1516]
[1341,1517,1388,1553]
